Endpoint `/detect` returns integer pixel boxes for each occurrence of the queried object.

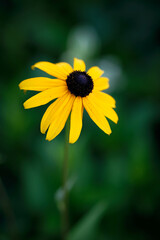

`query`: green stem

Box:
[62,119,70,240]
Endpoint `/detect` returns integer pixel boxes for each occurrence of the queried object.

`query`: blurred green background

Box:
[0,0,160,239]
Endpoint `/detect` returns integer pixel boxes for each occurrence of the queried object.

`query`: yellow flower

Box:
[19,58,118,143]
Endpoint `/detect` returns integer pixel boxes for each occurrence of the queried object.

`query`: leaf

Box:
[68,201,107,240]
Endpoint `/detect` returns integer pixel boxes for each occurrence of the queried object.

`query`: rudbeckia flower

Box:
[19,58,118,143]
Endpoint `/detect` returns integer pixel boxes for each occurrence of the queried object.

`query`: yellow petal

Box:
[40,93,71,134]
[92,90,116,108]
[73,58,86,71]
[69,97,83,144]
[55,62,73,77]
[83,96,112,135]
[23,86,68,109]
[46,94,75,141]
[87,66,104,80]
[32,61,73,80]
[89,93,118,123]
[19,77,66,91]
[93,77,109,91]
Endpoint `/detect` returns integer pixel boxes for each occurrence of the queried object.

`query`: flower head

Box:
[19,58,118,143]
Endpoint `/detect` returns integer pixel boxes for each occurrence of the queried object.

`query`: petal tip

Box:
[23,102,31,109]
[18,83,22,89]
[69,138,76,144]
[40,128,46,134]
[45,136,50,141]
[46,133,53,141]
[74,57,81,61]
[108,131,112,135]
[31,65,35,70]
[23,103,27,109]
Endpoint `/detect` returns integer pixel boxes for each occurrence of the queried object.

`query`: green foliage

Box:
[68,202,107,240]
